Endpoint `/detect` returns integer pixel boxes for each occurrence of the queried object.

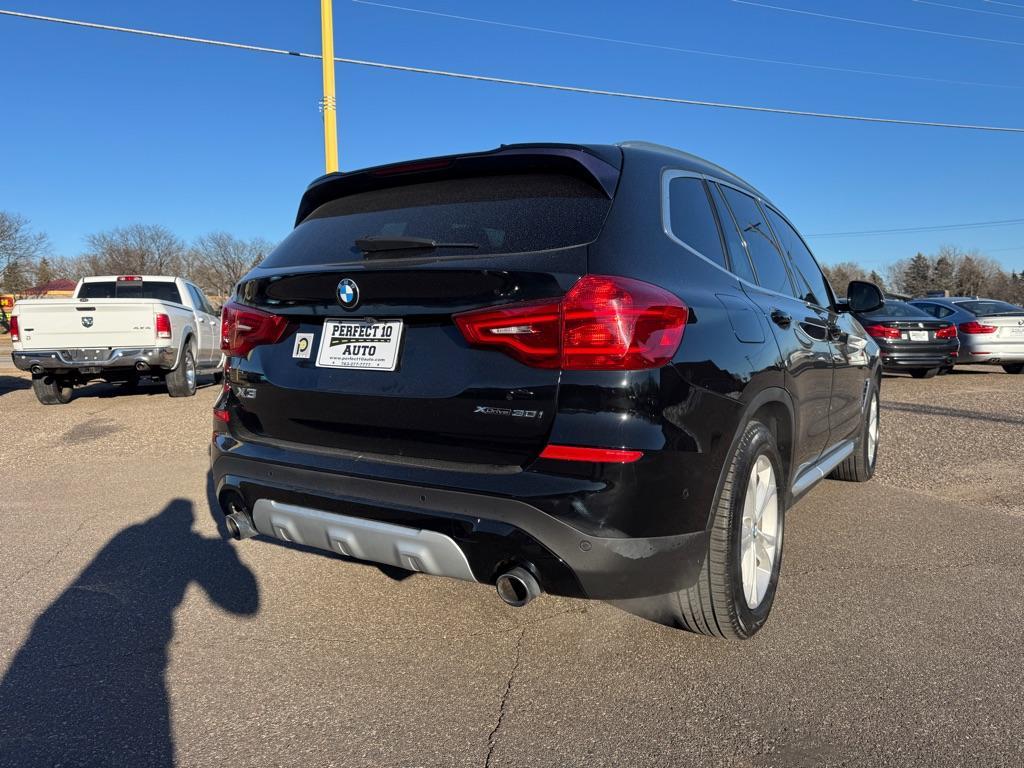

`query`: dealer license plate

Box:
[316,319,404,371]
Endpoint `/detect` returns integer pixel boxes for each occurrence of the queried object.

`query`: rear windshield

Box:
[261,173,612,268]
[77,280,183,304]
[954,299,1024,317]
[859,301,926,318]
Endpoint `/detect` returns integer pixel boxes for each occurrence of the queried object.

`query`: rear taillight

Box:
[935,325,957,339]
[155,313,172,339]
[9,315,19,342]
[959,321,997,334]
[454,275,688,370]
[863,324,901,340]
[220,300,290,357]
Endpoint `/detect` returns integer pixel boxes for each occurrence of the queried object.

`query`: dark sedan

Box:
[854,300,958,378]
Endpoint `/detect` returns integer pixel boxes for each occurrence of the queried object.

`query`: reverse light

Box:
[221,301,290,357]
[155,313,172,339]
[539,445,644,463]
[959,321,997,334]
[9,315,19,342]
[935,325,957,340]
[454,275,688,370]
[863,324,901,340]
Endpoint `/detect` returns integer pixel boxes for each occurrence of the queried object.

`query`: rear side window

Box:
[78,280,183,303]
[860,301,929,318]
[719,187,794,297]
[764,207,832,308]
[912,302,955,319]
[709,183,757,284]
[666,176,727,268]
[262,173,612,268]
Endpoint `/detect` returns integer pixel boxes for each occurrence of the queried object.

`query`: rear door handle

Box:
[770,309,792,328]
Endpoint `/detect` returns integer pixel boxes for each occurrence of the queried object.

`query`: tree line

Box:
[820,246,1024,304]
[4,209,1023,306]
[0,211,274,300]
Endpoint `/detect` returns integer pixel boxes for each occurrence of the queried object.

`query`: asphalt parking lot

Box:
[1,363,1022,768]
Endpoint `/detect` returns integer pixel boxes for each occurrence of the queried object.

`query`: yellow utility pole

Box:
[320,0,339,173]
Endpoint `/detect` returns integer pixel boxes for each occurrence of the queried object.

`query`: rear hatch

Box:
[229,146,621,467]
[15,299,162,350]
[955,300,1024,350]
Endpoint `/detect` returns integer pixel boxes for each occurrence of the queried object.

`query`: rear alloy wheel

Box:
[910,368,938,379]
[31,375,73,405]
[166,346,197,398]
[1002,363,1023,374]
[673,420,785,640]
[831,384,879,482]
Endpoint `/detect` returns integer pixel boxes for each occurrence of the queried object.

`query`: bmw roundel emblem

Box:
[337,278,360,309]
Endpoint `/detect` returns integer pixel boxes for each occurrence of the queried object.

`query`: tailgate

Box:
[17,300,161,349]
[229,154,619,466]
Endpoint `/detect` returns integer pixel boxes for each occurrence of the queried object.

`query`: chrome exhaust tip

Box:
[135,361,150,371]
[496,566,541,608]
[225,510,258,540]
[30,364,43,375]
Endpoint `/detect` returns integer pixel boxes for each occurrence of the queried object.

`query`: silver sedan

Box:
[909,297,1024,373]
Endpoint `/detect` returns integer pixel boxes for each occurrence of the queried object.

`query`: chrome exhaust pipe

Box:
[225,510,258,540]
[220,492,258,540]
[495,566,541,608]
[30,364,43,375]
[135,361,150,371]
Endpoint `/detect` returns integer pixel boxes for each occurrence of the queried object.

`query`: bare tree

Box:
[0,212,50,293]
[821,261,867,294]
[187,233,274,298]
[83,225,186,277]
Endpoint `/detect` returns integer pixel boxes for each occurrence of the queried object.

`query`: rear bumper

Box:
[878,343,957,370]
[12,346,176,374]
[956,348,1024,365]
[210,440,708,600]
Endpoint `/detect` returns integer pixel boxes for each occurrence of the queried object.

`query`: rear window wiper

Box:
[355,235,480,253]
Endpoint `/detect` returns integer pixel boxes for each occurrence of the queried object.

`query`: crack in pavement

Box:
[484,627,526,768]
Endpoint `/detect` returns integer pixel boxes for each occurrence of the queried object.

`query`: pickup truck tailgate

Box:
[17,300,161,349]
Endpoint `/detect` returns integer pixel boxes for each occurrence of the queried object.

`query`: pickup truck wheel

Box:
[32,375,73,405]
[672,420,785,640]
[1002,363,1023,374]
[166,346,197,398]
[830,384,879,483]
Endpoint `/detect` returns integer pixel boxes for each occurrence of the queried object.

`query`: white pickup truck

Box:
[10,275,223,404]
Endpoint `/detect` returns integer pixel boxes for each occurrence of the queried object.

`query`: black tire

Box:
[31,375,73,405]
[672,420,785,640]
[909,368,938,379]
[831,381,879,483]
[1002,363,1023,374]
[165,345,197,398]
[212,369,225,385]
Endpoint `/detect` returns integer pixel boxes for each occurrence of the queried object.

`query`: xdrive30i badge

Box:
[337,278,360,310]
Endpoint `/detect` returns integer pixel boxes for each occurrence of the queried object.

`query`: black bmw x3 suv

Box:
[212,142,883,640]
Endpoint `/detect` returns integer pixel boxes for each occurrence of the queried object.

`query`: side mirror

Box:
[847,280,884,313]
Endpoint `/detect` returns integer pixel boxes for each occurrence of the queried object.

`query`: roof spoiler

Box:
[294,144,622,226]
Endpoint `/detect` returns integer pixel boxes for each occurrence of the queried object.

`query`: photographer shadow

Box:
[0,499,259,768]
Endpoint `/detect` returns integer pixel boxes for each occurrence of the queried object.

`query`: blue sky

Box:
[1,0,1023,271]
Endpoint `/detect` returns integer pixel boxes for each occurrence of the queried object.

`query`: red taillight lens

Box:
[454,275,688,370]
[9,315,19,342]
[935,325,957,339]
[155,313,172,339]
[538,445,644,463]
[863,324,901,340]
[959,320,997,334]
[220,301,290,357]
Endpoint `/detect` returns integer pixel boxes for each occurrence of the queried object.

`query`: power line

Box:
[731,0,1024,47]
[986,0,1024,9]
[2,8,1024,134]
[914,0,1024,19]
[809,218,1024,238]
[352,0,1024,90]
